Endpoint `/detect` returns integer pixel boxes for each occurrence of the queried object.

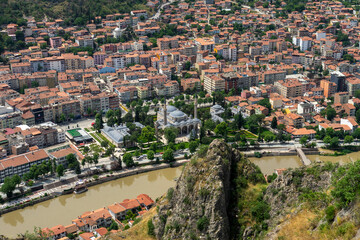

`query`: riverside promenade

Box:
[0,159,189,215]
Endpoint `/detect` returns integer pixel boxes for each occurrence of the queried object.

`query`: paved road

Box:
[242,5,265,15]
[150,1,173,20]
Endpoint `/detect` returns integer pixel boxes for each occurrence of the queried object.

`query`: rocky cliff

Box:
[153,139,232,239]
[110,141,360,240]
[152,139,263,240]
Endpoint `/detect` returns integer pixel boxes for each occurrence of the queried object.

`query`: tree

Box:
[60,113,66,123]
[326,106,336,121]
[15,31,25,41]
[56,164,65,180]
[149,142,158,152]
[352,128,360,139]
[140,126,155,144]
[330,137,340,149]
[299,136,309,147]
[0,175,19,198]
[83,146,90,154]
[204,119,216,131]
[264,135,274,143]
[271,117,278,129]
[122,153,134,167]
[105,147,114,158]
[95,113,104,131]
[189,141,199,154]
[234,113,244,129]
[164,127,178,144]
[12,174,21,188]
[115,109,122,125]
[258,98,271,111]
[93,153,99,166]
[147,150,155,161]
[107,116,116,127]
[324,135,332,145]
[163,149,175,163]
[184,61,191,71]
[204,24,212,33]
[66,153,78,170]
[344,135,354,145]
[101,141,109,148]
[354,89,360,99]
[214,122,228,137]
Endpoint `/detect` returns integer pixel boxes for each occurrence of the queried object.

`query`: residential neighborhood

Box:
[2,0,360,237]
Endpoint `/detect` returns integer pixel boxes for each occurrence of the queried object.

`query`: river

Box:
[307,149,360,164]
[0,167,182,238]
[250,151,360,175]
[249,156,302,175]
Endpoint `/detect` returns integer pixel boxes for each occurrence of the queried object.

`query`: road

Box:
[150,0,174,20]
[242,5,265,15]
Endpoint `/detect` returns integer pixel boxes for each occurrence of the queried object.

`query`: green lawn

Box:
[260,130,276,138]
[94,132,116,148]
[240,130,258,139]
[90,133,102,143]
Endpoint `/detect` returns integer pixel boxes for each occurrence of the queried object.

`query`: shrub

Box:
[27,180,34,186]
[267,173,277,183]
[325,205,336,223]
[254,152,262,158]
[183,196,191,205]
[93,175,99,180]
[197,216,209,231]
[197,145,208,158]
[251,201,270,223]
[199,188,210,198]
[186,176,195,192]
[167,187,174,201]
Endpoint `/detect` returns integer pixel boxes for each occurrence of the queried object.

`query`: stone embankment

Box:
[0,160,188,216]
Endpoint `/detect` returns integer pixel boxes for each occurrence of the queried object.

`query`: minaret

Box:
[194,95,198,119]
[164,103,167,125]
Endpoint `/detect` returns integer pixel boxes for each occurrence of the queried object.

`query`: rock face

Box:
[153,139,234,240]
[262,166,334,239]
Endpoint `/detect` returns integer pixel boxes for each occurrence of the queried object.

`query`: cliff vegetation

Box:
[109,140,360,240]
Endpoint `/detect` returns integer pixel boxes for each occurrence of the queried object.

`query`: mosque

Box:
[156,98,201,136]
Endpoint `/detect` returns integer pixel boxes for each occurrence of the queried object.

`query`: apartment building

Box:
[0,149,50,182]
[194,38,215,52]
[275,79,306,98]
[320,80,337,98]
[261,70,286,84]
[346,77,360,97]
[0,112,22,129]
[181,78,201,91]
[334,92,349,104]
[204,75,225,94]
[11,62,31,74]
[50,37,63,48]
[157,37,179,50]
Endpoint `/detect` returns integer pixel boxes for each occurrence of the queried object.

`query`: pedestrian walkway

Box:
[296,147,312,166]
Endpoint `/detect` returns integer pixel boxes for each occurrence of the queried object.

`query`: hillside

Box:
[0,0,150,26]
[109,140,360,240]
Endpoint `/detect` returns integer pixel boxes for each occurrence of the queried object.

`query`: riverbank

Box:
[243,148,320,157]
[0,160,188,216]
[0,167,183,238]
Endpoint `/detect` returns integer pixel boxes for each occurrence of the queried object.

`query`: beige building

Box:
[275,79,306,98]
[204,75,225,94]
